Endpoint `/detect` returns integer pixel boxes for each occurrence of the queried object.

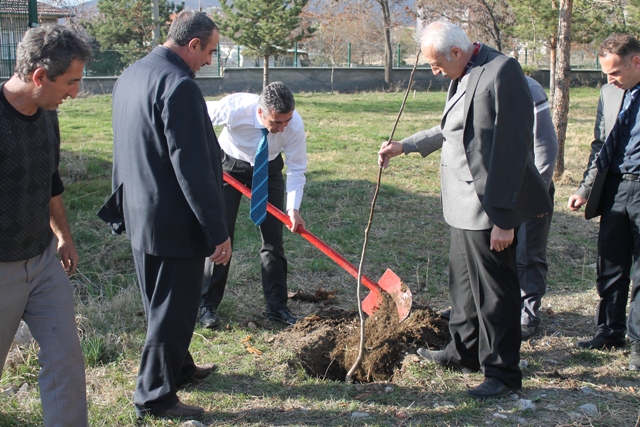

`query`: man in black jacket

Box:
[110,11,231,419]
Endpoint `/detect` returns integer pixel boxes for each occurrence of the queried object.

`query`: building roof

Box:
[0,1,72,18]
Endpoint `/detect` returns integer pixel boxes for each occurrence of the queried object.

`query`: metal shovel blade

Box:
[361,269,412,322]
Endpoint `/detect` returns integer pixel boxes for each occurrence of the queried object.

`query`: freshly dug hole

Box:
[275,301,449,382]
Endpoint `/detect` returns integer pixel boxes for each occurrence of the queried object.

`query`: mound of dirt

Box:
[275,303,449,382]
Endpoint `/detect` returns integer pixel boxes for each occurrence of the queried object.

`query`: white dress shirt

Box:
[206,93,307,212]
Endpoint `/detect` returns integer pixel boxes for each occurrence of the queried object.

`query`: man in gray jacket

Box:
[519,76,558,340]
[379,21,551,399]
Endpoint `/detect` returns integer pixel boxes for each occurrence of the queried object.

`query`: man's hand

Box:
[49,194,78,275]
[57,237,79,275]
[210,237,232,265]
[287,209,305,232]
[490,225,514,252]
[378,140,403,169]
[568,194,588,211]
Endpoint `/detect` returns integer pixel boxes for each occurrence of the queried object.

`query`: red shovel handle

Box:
[222,172,382,294]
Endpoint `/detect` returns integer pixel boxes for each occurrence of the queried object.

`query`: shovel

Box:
[222,172,412,322]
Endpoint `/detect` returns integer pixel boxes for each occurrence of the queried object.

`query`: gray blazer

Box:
[403,45,552,230]
[108,46,229,258]
[575,83,625,219]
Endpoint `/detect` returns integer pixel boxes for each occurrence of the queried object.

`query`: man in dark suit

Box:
[568,33,640,371]
[109,11,231,419]
[379,21,551,398]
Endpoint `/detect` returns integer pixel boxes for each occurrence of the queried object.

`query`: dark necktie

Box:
[596,85,640,172]
[250,128,270,225]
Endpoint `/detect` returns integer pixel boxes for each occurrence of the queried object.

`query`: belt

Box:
[621,173,640,182]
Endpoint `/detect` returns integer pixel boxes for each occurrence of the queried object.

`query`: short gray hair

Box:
[167,10,217,49]
[259,81,295,115]
[15,24,92,82]
[420,21,472,60]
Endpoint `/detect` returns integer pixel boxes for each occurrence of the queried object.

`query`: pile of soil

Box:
[275,301,449,382]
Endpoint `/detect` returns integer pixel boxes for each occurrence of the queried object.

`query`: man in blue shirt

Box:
[569,33,640,371]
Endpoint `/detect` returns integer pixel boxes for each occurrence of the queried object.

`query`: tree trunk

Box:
[376,0,393,87]
[552,0,572,180]
[263,55,269,89]
[549,37,557,108]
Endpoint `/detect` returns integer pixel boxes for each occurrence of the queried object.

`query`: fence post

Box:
[28,0,38,27]
[217,42,221,76]
[348,42,351,68]
[294,43,298,67]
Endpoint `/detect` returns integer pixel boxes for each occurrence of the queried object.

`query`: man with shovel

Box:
[199,81,308,327]
[378,21,551,398]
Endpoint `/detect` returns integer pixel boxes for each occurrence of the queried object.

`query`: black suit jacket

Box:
[574,83,625,219]
[108,46,228,258]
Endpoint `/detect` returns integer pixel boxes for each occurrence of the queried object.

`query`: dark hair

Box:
[15,24,92,82]
[259,81,295,115]
[167,11,217,49]
[598,33,640,59]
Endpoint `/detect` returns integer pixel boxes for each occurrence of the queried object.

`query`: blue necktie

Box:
[250,128,269,225]
[596,85,640,172]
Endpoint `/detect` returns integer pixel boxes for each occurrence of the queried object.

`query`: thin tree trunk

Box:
[376,0,393,87]
[552,0,572,179]
[263,55,269,89]
[549,39,557,108]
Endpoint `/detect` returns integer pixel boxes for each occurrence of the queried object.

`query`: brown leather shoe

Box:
[192,363,217,380]
[155,401,204,418]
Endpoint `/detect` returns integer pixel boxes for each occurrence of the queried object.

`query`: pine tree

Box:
[218,0,314,88]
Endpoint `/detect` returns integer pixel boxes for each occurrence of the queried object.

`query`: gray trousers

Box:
[0,240,87,427]
[518,182,554,327]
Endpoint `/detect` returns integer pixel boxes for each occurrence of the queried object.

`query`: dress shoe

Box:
[629,342,640,371]
[191,362,217,380]
[466,377,517,399]
[200,305,220,329]
[264,307,298,325]
[417,348,474,373]
[439,308,451,320]
[154,401,204,419]
[576,335,626,350]
[521,325,538,341]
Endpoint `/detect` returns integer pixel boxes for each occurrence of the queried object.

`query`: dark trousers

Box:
[518,182,555,327]
[201,152,288,311]
[444,226,522,389]
[132,248,203,416]
[595,174,640,342]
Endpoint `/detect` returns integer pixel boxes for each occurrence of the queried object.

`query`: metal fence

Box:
[0,0,36,80]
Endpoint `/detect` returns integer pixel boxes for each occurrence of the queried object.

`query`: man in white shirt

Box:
[200,81,307,327]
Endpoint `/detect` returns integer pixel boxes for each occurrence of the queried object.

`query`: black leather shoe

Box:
[439,308,451,320]
[264,307,298,325]
[155,401,204,418]
[200,305,220,329]
[417,348,474,373]
[521,325,538,341]
[576,335,625,350]
[629,342,640,371]
[466,377,517,399]
[191,362,217,380]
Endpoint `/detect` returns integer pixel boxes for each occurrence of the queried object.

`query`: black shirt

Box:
[0,82,64,261]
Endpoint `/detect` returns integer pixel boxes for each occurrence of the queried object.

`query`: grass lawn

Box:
[1,87,639,426]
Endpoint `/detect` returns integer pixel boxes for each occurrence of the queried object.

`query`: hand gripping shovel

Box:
[222,172,412,322]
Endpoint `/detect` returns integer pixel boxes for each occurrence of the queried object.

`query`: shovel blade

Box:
[361,269,412,322]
